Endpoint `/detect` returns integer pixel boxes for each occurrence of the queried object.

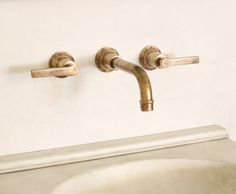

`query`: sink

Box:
[51,159,236,194]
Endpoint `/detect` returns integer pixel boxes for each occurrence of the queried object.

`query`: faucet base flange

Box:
[139,45,161,70]
[49,52,76,78]
[95,47,119,72]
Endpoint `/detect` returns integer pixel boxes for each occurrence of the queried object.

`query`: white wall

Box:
[0,0,235,156]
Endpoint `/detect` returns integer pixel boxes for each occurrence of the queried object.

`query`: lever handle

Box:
[31,52,78,78]
[158,56,199,68]
[139,45,199,70]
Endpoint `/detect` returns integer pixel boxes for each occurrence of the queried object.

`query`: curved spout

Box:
[112,58,154,111]
[95,47,154,111]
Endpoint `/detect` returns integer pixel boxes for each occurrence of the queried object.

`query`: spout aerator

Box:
[140,100,154,112]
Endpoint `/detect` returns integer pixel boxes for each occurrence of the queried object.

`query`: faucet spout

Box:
[95,47,154,112]
[112,58,153,111]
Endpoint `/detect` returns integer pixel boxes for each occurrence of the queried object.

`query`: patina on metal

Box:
[139,45,199,70]
[95,47,154,112]
[31,52,78,78]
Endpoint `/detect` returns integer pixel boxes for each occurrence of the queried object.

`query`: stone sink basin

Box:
[51,159,236,194]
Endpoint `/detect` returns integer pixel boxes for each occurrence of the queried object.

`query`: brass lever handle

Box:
[31,52,78,78]
[139,45,199,70]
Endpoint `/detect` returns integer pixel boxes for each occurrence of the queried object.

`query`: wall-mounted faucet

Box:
[31,52,78,78]
[95,47,154,112]
[139,45,199,70]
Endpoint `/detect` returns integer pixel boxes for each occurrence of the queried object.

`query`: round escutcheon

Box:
[95,47,119,72]
[49,52,75,78]
[139,45,161,70]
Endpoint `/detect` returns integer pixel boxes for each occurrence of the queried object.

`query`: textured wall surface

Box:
[0,0,235,155]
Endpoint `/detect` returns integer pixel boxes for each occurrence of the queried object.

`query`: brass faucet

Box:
[31,52,78,78]
[139,45,199,70]
[95,47,154,112]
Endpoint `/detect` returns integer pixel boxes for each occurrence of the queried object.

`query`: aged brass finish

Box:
[31,52,78,78]
[139,45,199,70]
[95,47,154,112]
